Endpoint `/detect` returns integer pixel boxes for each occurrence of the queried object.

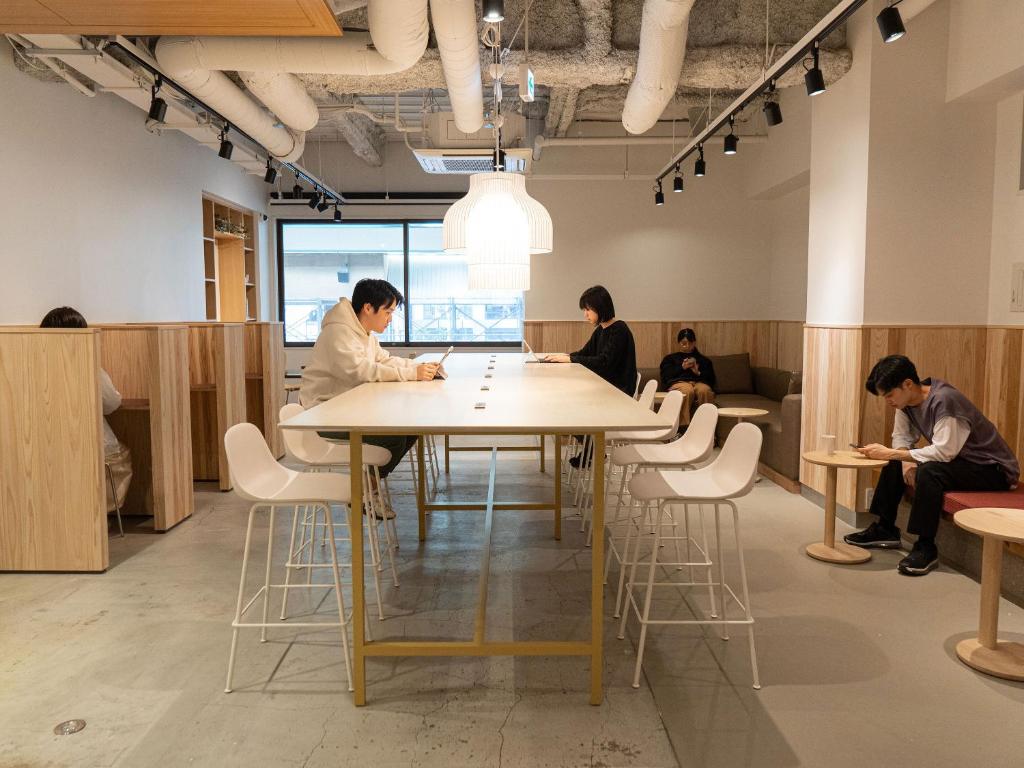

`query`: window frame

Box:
[276,218,525,349]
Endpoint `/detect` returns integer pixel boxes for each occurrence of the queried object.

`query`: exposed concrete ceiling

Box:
[303,0,850,142]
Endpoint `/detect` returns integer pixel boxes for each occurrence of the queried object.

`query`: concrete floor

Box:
[3,440,1024,767]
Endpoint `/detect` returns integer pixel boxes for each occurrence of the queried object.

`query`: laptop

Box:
[523,340,553,363]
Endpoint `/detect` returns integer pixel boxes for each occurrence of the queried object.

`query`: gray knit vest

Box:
[903,379,1019,485]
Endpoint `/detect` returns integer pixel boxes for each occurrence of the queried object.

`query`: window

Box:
[278,220,524,346]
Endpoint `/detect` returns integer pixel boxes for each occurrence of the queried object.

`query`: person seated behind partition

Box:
[845,354,1019,576]
[659,327,716,427]
[545,285,637,467]
[300,278,440,506]
[40,307,132,516]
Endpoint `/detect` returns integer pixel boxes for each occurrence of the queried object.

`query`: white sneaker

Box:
[362,504,396,521]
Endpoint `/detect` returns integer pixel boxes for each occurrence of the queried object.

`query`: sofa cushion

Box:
[942,485,1024,515]
[788,371,802,395]
[753,367,793,403]
[710,353,753,394]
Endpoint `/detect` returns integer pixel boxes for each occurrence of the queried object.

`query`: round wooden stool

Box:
[953,507,1024,681]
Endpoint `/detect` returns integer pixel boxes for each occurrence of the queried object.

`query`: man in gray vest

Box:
[844,355,1019,575]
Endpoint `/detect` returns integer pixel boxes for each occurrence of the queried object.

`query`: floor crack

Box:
[496,690,522,768]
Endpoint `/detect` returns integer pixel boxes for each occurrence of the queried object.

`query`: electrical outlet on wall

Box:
[864,488,874,508]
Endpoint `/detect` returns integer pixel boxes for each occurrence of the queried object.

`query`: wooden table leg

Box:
[553,434,562,541]
[444,434,450,474]
[590,431,605,705]
[350,433,367,705]
[957,536,1024,680]
[806,466,871,564]
[539,433,546,473]
[417,436,427,542]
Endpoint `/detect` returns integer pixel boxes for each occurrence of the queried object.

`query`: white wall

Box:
[767,185,810,320]
[987,92,1024,325]
[805,4,873,326]
[947,0,1024,102]
[0,39,269,325]
[862,0,996,324]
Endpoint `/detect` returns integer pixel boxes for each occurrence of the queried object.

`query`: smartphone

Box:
[849,443,863,450]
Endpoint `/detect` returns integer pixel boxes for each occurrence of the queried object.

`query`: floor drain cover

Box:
[53,720,86,735]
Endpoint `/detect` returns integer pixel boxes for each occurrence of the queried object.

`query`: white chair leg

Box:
[618,500,647,636]
[700,504,718,618]
[714,504,729,641]
[381,477,400,552]
[280,505,301,620]
[225,504,258,693]
[613,496,639,620]
[374,467,400,587]
[732,504,761,690]
[632,503,664,689]
[323,503,354,692]
[259,506,276,643]
[362,470,386,621]
[603,466,631,584]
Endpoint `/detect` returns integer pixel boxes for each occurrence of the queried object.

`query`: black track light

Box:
[264,159,278,185]
[694,144,706,177]
[483,0,504,22]
[723,116,738,155]
[763,82,783,127]
[654,181,665,207]
[333,204,342,223]
[877,4,906,43]
[317,196,331,213]
[673,165,683,193]
[804,42,826,97]
[292,183,303,198]
[308,190,320,209]
[147,76,167,123]
[218,126,233,160]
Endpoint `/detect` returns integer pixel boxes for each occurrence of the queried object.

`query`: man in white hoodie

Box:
[300,278,439,479]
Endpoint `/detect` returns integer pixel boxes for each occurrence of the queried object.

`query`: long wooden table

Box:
[280,352,670,705]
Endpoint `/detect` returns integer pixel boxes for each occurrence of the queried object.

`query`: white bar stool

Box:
[278,404,399,621]
[223,423,357,693]
[604,403,719,617]
[618,422,763,690]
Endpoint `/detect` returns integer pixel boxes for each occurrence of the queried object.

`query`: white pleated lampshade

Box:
[443,171,553,256]
[465,174,530,290]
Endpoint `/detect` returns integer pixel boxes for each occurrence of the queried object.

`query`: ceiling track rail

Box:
[655,0,868,182]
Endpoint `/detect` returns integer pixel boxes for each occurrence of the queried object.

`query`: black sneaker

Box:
[844,521,902,549]
[898,541,938,576]
[569,452,592,469]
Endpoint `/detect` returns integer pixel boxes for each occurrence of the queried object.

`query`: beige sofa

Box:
[639,352,802,485]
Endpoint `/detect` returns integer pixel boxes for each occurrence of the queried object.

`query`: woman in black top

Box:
[546,285,638,395]
[546,286,638,467]
[659,327,716,425]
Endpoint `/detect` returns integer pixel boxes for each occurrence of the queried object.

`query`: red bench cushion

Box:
[943,485,1024,515]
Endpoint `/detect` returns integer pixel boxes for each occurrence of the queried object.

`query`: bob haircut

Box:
[676,328,697,343]
[578,285,615,323]
[40,306,88,328]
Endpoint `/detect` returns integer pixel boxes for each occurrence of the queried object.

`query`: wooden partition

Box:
[0,328,108,571]
[524,320,804,371]
[244,322,285,458]
[186,323,246,489]
[801,324,992,510]
[96,325,193,530]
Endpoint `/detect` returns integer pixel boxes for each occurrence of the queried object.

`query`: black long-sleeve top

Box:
[660,349,716,390]
[570,320,638,395]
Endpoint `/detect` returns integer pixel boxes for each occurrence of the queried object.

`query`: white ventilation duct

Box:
[429,0,485,134]
[622,0,697,135]
[238,72,319,132]
[155,0,431,159]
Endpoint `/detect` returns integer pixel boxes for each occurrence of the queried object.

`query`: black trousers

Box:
[316,432,418,479]
[869,458,1009,539]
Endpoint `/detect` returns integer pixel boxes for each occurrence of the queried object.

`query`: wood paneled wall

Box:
[98,325,193,530]
[802,324,996,510]
[187,324,246,489]
[244,322,285,458]
[0,328,107,571]
[524,320,804,371]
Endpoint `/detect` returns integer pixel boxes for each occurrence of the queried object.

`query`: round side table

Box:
[717,407,769,424]
[953,507,1024,681]
[801,450,888,564]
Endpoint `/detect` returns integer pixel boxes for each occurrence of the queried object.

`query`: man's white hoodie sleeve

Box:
[326,324,417,384]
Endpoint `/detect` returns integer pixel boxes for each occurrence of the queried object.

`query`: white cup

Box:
[821,434,836,456]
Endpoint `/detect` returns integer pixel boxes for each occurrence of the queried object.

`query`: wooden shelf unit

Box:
[202,196,259,322]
